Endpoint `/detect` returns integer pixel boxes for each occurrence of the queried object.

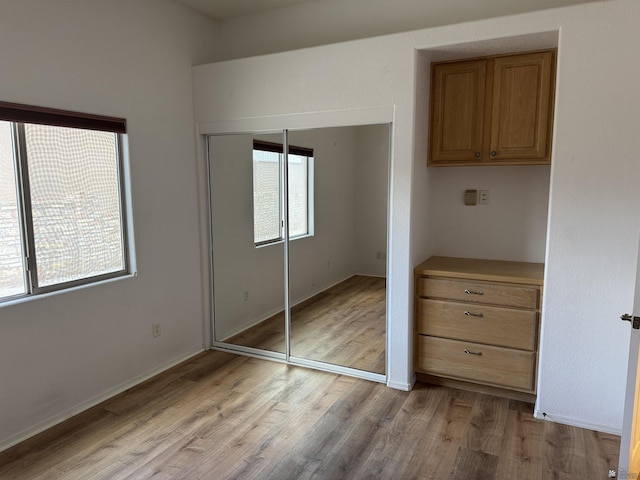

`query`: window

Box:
[253,140,313,246]
[0,102,130,302]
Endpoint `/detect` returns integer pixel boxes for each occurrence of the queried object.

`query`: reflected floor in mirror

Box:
[227,275,386,374]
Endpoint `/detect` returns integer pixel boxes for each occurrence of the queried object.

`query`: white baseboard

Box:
[387,373,416,392]
[0,348,205,454]
[533,408,621,435]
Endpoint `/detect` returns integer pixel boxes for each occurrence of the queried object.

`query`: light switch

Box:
[464,189,478,206]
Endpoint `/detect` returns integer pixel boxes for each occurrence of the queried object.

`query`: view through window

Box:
[0,103,129,302]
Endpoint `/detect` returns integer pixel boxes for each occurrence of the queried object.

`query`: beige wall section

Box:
[0,0,219,451]
[194,0,640,433]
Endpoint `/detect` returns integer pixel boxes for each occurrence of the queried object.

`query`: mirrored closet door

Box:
[207,124,390,379]
[208,132,286,355]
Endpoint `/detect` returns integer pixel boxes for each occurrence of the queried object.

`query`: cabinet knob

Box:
[474,152,481,158]
[490,151,497,157]
[464,311,484,318]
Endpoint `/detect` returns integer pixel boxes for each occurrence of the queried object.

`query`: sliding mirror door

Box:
[287,125,389,375]
[208,132,286,354]
[207,124,389,378]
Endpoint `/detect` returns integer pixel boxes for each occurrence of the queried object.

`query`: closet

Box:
[415,47,556,398]
[207,124,390,381]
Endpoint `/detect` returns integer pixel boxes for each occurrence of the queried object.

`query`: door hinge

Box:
[621,313,640,329]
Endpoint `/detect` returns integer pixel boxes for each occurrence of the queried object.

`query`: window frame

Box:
[252,140,314,247]
[0,101,131,303]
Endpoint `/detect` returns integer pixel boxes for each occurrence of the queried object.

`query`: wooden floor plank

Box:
[299,384,406,479]
[584,429,621,477]
[543,421,589,479]
[495,400,545,480]
[257,380,380,479]
[349,383,448,480]
[463,393,510,456]
[451,447,499,480]
[400,388,477,479]
[0,350,621,480]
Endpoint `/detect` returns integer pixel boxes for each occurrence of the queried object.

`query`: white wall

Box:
[214,0,601,61]
[427,166,550,263]
[209,125,389,340]
[0,0,218,451]
[194,0,640,433]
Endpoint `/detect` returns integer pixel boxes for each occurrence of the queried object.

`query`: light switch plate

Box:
[464,189,478,206]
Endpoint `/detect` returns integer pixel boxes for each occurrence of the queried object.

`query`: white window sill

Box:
[0,271,138,309]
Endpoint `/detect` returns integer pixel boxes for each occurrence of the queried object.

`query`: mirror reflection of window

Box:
[252,141,314,246]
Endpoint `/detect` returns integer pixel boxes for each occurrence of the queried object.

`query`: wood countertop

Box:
[414,256,544,286]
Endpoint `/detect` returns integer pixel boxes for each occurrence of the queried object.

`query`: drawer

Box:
[417,299,537,350]
[416,335,536,391]
[417,277,538,309]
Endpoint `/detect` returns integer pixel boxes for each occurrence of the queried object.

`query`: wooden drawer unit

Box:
[414,256,544,396]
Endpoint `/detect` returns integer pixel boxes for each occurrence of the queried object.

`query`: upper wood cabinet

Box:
[428,50,556,167]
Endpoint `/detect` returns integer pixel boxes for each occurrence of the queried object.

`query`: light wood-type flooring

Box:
[0,350,620,479]
[227,275,386,374]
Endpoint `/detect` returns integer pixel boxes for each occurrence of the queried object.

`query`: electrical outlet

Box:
[243,290,249,302]
[479,190,490,205]
[152,323,161,338]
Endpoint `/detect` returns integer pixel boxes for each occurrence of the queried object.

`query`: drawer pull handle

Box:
[464,311,484,318]
[464,289,484,296]
[464,349,483,356]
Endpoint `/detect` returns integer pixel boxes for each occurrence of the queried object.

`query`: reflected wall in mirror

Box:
[208,132,286,354]
[288,125,389,374]
[207,124,389,376]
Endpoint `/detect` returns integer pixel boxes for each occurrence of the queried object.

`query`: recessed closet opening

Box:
[206,122,391,382]
[415,31,559,265]
[412,31,560,400]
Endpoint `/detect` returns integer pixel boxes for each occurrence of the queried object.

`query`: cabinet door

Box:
[429,60,486,165]
[489,51,554,163]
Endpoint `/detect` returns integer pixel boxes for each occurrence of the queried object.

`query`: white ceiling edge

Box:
[175,0,309,20]
[421,31,560,63]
